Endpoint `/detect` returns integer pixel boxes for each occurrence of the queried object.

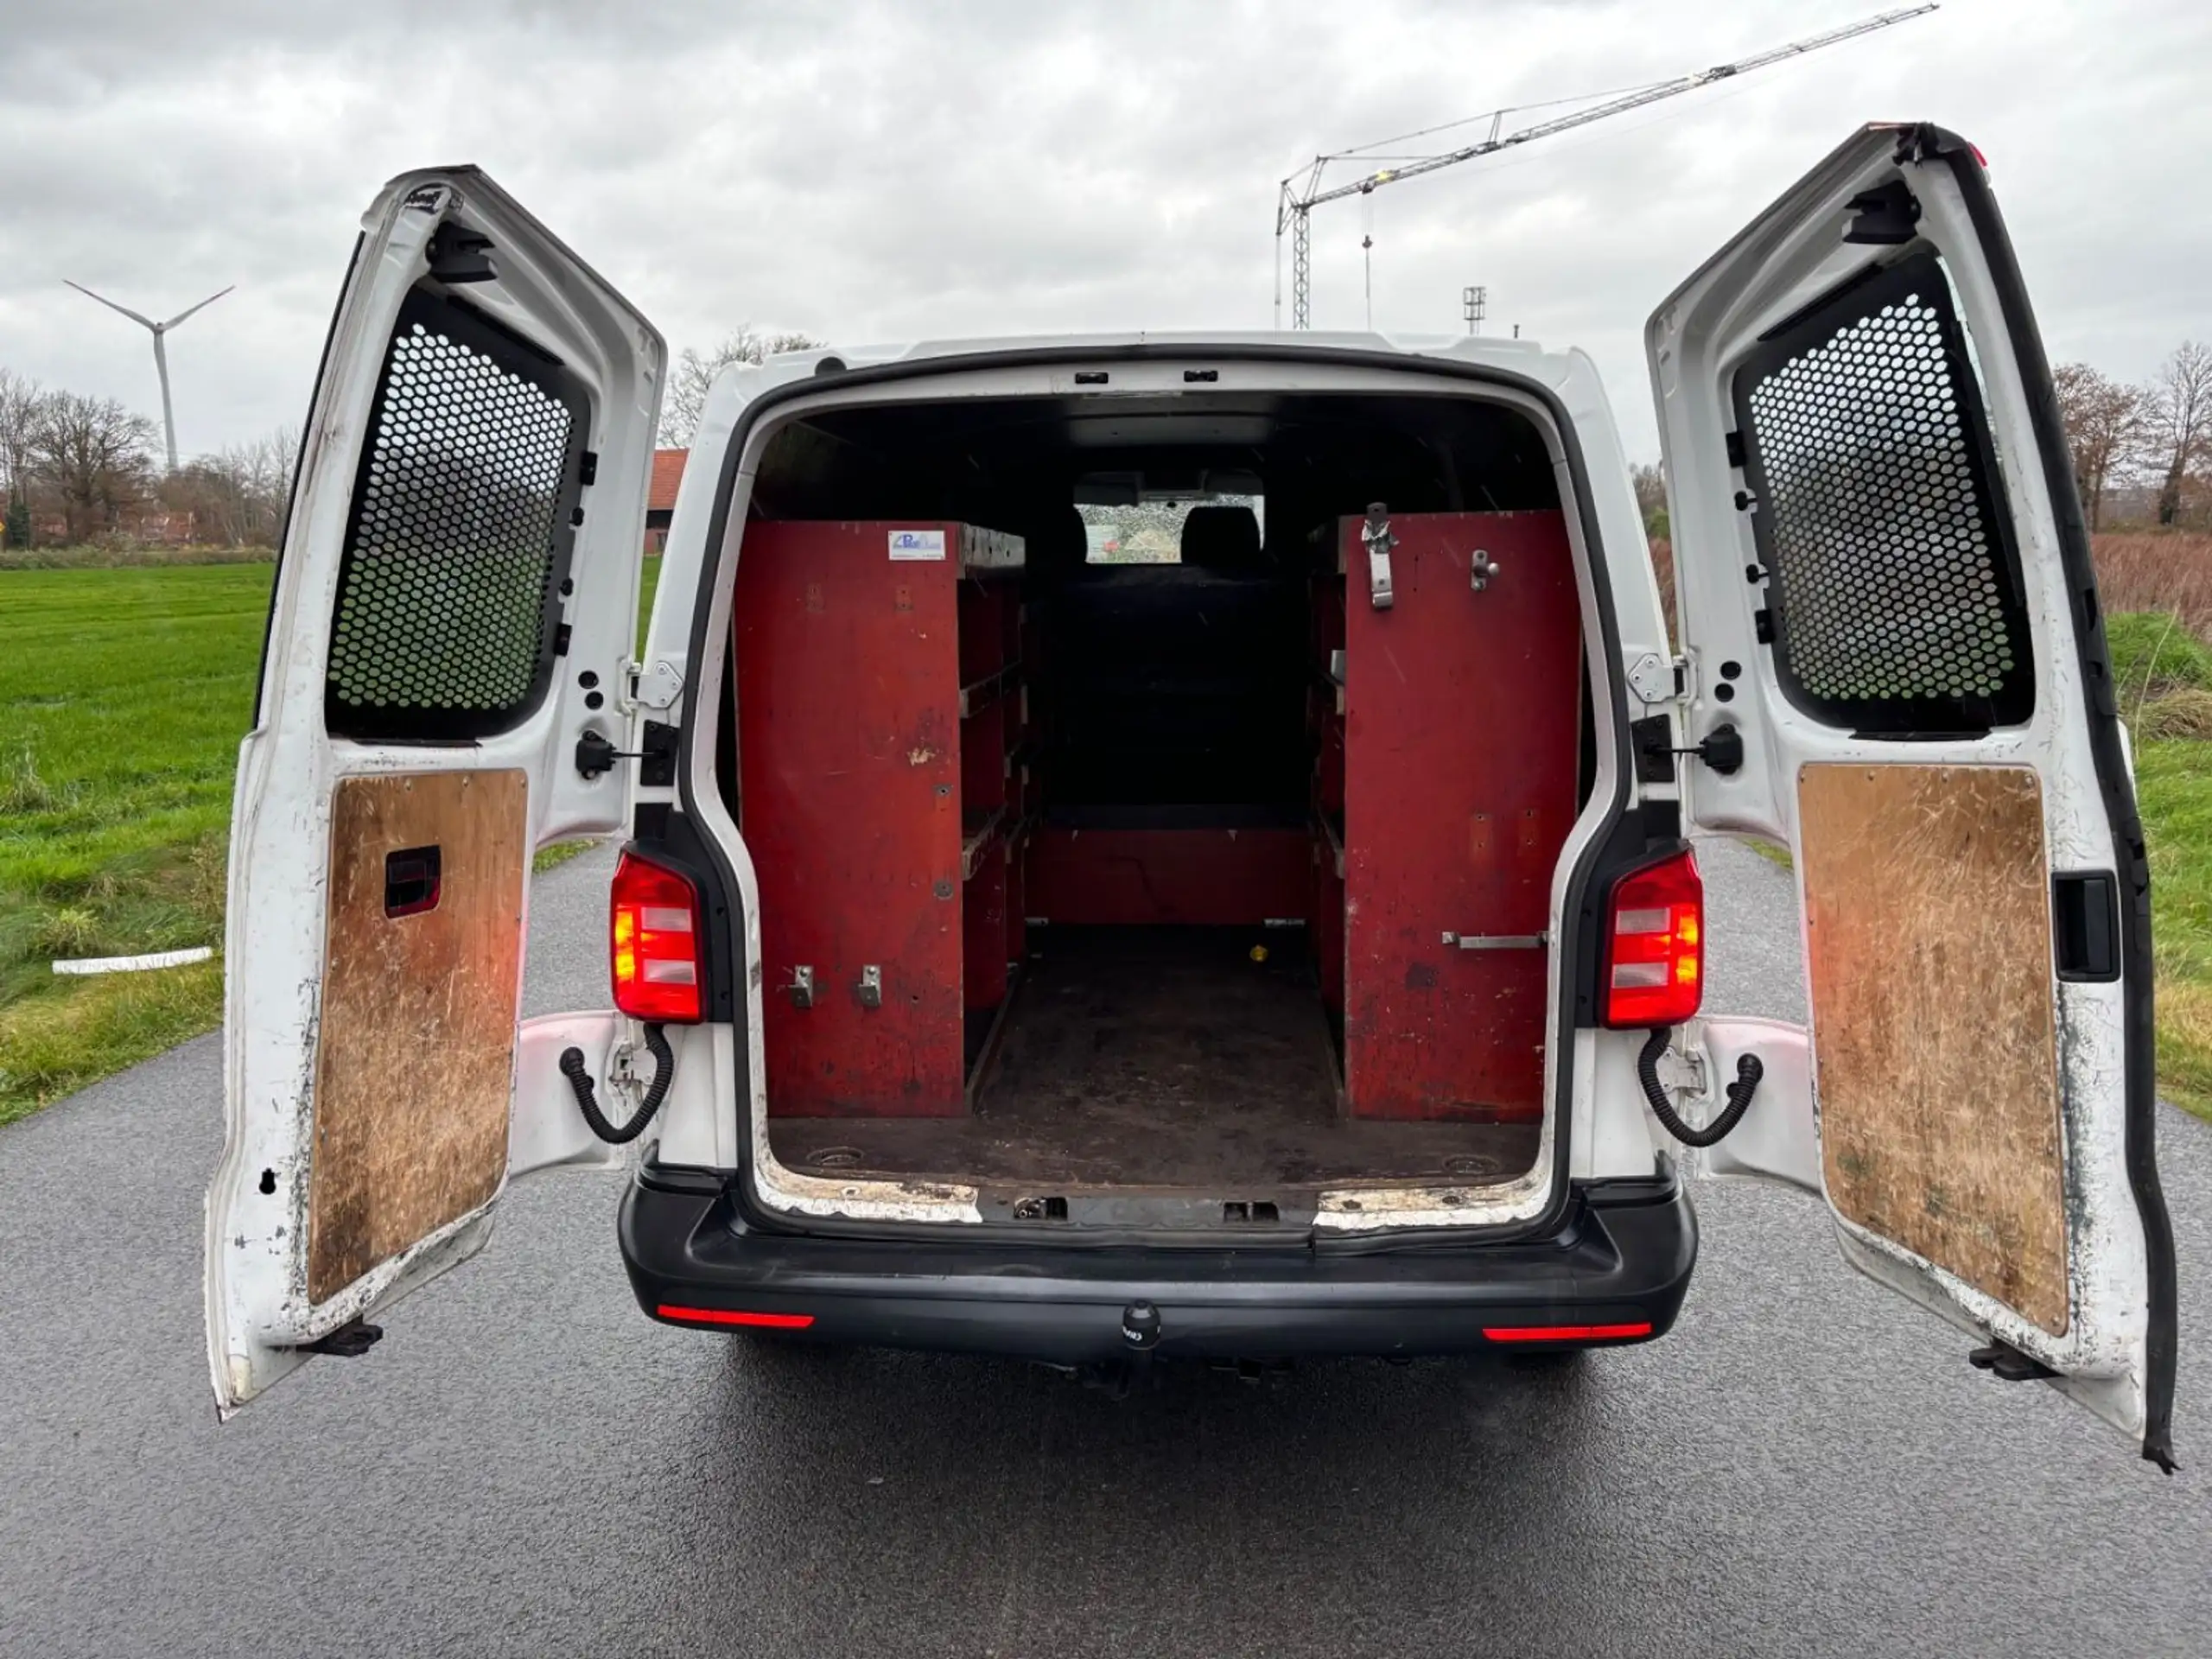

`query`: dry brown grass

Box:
[1643,530,2212,648]
[2090,531,2212,638]
[2138,687,2212,741]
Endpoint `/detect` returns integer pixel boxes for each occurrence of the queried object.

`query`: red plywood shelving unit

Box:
[1330,510,1584,1122]
[734,520,1025,1117]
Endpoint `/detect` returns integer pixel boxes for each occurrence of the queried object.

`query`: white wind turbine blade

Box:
[64,279,157,331]
[162,285,235,330]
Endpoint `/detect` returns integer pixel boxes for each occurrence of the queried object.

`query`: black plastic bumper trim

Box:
[618,1175,1697,1364]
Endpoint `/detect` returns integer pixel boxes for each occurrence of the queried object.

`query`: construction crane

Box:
[1274,4,1938,330]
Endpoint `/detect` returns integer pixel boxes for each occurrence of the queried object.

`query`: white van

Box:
[206,124,2177,1471]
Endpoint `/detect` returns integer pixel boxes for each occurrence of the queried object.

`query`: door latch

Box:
[1468,547,1497,592]
[855,964,882,1008]
[1362,502,1396,610]
[788,965,815,1009]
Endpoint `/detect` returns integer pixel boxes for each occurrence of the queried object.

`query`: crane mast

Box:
[1274,4,1938,330]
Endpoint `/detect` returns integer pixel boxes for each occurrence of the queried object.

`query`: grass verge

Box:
[0,557,662,1125]
[0,564,272,1122]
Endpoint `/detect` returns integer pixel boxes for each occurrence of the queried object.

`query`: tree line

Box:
[0,367,296,550]
[2055,342,2212,530]
[1627,340,2211,539]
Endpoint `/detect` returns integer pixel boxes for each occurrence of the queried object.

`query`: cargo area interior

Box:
[725,387,1590,1205]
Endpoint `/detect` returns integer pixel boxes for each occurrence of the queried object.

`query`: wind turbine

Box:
[65,280,235,472]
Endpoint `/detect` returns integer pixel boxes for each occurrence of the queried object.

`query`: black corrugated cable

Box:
[559,1024,675,1145]
[1635,1026,1764,1148]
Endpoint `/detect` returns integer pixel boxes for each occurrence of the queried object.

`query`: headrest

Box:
[1028,505,1090,585]
[1179,505,1264,571]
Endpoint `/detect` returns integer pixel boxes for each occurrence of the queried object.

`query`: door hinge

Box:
[1626,652,1674,705]
[1655,1039,1707,1100]
[1362,502,1396,610]
[624,658,684,712]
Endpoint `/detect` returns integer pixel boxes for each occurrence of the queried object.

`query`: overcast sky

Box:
[1,0,2204,462]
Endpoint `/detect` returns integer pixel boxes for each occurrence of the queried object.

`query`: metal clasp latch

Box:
[1361,502,1396,610]
[855,964,882,1009]
[1468,547,1498,591]
[788,965,815,1009]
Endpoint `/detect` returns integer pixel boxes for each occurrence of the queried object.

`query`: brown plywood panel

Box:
[1797,763,2069,1335]
[307,770,528,1304]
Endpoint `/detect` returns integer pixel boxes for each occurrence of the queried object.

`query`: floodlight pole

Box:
[64,281,235,471]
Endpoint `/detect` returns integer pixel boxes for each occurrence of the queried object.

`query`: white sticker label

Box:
[888,528,946,561]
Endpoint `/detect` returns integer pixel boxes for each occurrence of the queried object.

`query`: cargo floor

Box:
[766,927,1541,1192]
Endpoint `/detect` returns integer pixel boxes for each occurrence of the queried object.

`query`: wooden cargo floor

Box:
[766,927,1541,1192]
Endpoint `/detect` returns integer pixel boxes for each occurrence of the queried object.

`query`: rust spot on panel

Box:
[305,770,526,1305]
[1798,762,2069,1335]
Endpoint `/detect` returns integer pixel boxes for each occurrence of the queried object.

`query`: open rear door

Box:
[206,169,663,1414]
[1649,124,2177,1467]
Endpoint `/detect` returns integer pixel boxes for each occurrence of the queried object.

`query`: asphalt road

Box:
[2,838,2206,1656]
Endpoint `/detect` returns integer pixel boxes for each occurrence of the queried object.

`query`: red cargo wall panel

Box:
[1026,828,1313,926]
[1342,511,1581,1121]
[735,520,969,1116]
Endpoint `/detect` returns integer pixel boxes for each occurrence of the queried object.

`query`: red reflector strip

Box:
[655,1305,816,1330]
[1483,1320,1653,1343]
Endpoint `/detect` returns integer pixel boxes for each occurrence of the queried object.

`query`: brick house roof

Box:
[648,448,688,516]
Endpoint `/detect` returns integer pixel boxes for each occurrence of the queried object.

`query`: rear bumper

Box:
[619,1171,1696,1363]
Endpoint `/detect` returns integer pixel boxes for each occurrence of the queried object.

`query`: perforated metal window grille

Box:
[1732,250,2033,732]
[326,288,587,741]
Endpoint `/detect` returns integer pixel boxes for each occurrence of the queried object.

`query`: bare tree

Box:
[31,392,156,543]
[2053,363,2148,531]
[165,426,298,546]
[0,370,44,545]
[1629,461,1669,539]
[658,328,823,446]
[2149,340,2212,527]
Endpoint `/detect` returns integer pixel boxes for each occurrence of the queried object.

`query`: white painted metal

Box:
[1649,125,2156,1443]
[652,343,1670,1230]
[204,168,663,1415]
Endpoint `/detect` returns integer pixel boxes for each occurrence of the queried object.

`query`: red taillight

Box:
[1601,846,1703,1027]
[655,1305,815,1330]
[1484,1321,1653,1344]
[611,850,704,1022]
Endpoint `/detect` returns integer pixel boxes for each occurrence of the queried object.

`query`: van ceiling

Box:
[749,391,1560,534]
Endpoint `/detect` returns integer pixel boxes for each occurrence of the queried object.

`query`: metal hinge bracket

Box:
[1361,502,1396,610]
[624,658,684,713]
[1656,1038,1707,1101]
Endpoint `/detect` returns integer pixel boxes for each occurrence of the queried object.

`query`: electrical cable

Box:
[1635,1025,1764,1148]
[560,1023,675,1145]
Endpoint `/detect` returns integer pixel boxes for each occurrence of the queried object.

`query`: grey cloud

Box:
[0,0,2204,461]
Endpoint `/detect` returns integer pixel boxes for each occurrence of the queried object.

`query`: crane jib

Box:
[1271,3,1941,331]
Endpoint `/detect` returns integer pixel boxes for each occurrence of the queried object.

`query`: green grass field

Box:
[0,564,270,1122]
[0,559,2205,1126]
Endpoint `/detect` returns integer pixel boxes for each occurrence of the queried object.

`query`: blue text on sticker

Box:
[888,528,947,561]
